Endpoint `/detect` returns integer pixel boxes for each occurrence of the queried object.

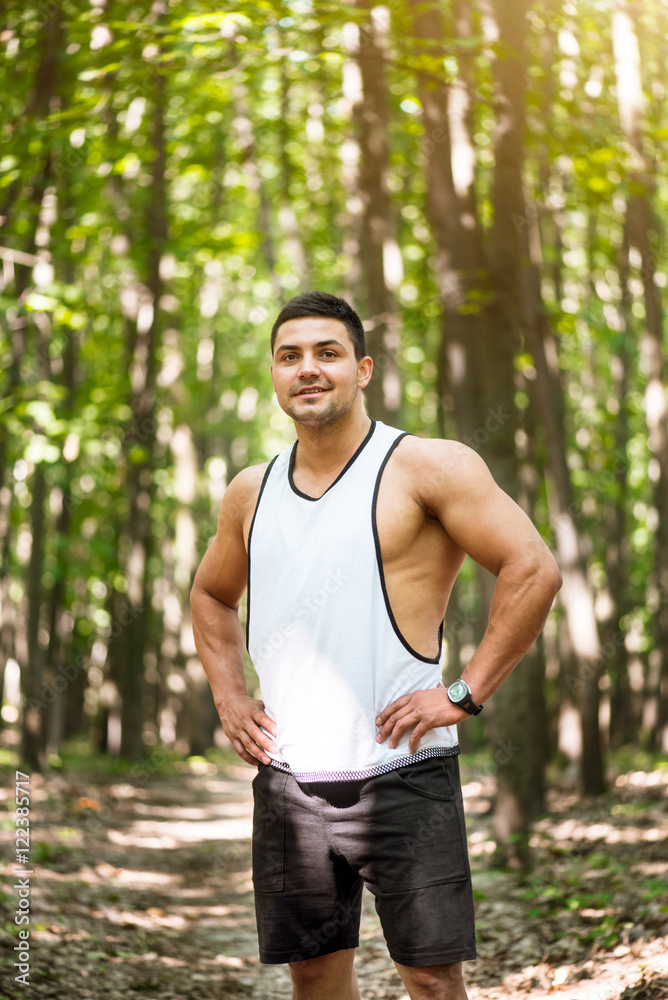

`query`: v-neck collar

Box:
[288,420,377,501]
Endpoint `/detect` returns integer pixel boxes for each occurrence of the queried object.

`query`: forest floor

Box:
[1,737,668,1000]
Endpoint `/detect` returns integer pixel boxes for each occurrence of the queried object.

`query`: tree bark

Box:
[15,5,65,770]
[409,0,487,444]
[118,28,168,761]
[353,2,402,423]
[482,0,536,862]
[612,0,668,752]
[607,220,635,746]
[521,204,606,795]
[22,464,47,770]
[278,45,310,290]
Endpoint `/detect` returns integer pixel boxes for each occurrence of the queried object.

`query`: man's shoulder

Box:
[394,433,488,478]
[389,434,496,508]
[222,461,273,521]
[388,434,497,518]
[229,461,273,494]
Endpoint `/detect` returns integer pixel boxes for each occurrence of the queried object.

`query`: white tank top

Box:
[246,419,459,781]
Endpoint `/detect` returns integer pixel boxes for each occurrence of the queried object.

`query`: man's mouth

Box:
[294,386,330,397]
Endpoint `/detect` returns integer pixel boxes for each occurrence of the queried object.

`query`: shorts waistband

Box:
[268,744,460,783]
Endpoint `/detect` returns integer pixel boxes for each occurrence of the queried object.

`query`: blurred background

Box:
[1,0,667,866]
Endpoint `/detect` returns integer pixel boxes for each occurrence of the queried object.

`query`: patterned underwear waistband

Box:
[268,744,461,783]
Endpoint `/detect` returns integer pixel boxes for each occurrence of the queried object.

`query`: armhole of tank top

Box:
[245,456,279,652]
[371,433,443,665]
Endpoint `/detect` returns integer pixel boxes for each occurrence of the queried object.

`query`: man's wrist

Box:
[451,703,470,725]
[446,679,483,716]
[213,684,250,711]
[436,687,468,725]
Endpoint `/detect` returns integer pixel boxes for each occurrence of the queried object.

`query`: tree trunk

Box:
[15,5,65,770]
[608,219,634,746]
[22,464,47,770]
[483,0,534,864]
[353,1,401,423]
[43,214,78,757]
[278,46,310,290]
[612,0,668,752]
[234,78,282,300]
[409,0,487,444]
[521,202,606,795]
[518,400,548,816]
[118,29,168,761]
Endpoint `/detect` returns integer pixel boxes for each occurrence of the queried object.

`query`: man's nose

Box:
[297,353,321,378]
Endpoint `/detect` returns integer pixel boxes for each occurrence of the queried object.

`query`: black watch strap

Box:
[461,693,483,716]
[447,680,484,716]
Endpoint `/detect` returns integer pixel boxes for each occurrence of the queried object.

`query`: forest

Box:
[0,1,667,998]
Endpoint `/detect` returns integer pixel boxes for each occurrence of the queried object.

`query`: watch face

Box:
[448,680,468,702]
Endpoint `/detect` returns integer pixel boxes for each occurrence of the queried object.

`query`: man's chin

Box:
[292,410,339,428]
[286,401,342,428]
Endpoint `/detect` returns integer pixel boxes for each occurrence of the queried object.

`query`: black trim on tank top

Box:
[371,434,443,665]
[245,456,278,651]
[288,418,376,501]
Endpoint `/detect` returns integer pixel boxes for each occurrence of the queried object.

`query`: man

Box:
[190,290,562,1000]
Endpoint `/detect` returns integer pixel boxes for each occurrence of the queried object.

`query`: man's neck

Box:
[292,408,372,478]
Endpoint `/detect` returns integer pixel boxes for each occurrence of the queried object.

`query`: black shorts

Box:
[251,754,477,967]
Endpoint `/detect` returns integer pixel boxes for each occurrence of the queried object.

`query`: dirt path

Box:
[1,753,667,1000]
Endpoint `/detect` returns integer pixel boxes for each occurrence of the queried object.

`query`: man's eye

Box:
[322,351,336,358]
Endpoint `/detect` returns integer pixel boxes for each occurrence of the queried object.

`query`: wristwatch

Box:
[446,679,483,716]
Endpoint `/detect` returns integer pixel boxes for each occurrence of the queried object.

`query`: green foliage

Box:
[0,0,666,769]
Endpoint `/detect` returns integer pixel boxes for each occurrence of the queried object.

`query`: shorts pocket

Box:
[393,756,456,801]
[252,764,288,892]
[367,757,469,892]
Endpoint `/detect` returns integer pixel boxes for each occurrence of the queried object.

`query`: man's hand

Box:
[218,694,278,766]
[375,686,468,754]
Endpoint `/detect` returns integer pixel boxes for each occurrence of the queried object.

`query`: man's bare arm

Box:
[376,439,562,752]
[190,465,277,767]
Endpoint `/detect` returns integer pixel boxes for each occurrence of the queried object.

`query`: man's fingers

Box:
[377,714,403,742]
[377,704,414,743]
[388,710,418,749]
[238,731,272,764]
[249,722,277,753]
[388,722,407,749]
[376,695,409,726]
[408,723,428,754]
[252,700,277,738]
[232,738,261,767]
[256,712,278,739]
[376,689,452,750]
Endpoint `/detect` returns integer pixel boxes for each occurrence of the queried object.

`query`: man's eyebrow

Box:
[275,339,345,352]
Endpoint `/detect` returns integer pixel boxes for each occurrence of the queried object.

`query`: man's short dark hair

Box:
[270,291,367,361]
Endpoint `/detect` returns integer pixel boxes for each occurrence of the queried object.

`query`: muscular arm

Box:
[190,465,277,766]
[376,439,562,751]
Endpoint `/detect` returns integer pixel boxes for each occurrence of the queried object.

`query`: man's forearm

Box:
[190,587,248,707]
[461,554,561,704]
[191,584,277,766]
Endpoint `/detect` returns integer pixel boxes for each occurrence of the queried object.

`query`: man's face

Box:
[271,316,372,428]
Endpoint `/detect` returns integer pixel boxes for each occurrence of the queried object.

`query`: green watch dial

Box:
[449,680,467,701]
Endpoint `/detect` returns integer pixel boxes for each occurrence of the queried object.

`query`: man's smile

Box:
[293,386,331,397]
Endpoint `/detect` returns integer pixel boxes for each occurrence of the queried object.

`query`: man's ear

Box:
[358,356,373,388]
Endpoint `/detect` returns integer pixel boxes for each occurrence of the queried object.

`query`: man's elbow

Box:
[190,573,210,611]
[538,551,562,601]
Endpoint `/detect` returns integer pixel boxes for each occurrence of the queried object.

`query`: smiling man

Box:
[190,290,562,1000]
